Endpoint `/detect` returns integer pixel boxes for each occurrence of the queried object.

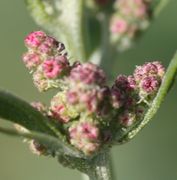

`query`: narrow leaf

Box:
[0,126,84,158]
[0,90,55,135]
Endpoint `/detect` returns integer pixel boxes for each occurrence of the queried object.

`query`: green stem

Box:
[71,0,87,60]
[86,151,114,180]
[99,13,116,81]
[154,0,170,17]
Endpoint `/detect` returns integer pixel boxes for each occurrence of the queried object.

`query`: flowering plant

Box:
[0,1,176,180]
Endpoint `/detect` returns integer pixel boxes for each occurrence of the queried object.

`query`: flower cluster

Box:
[23,31,70,91]
[110,0,152,51]
[22,31,165,156]
[111,61,164,127]
[49,62,109,154]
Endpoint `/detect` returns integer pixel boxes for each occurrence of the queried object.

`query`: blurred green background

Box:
[0,0,177,180]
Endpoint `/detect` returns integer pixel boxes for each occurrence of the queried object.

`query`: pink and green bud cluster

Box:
[134,61,165,99]
[48,63,110,155]
[23,31,69,91]
[65,62,108,115]
[22,31,165,155]
[69,121,100,155]
[114,61,164,127]
[110,0,152,50]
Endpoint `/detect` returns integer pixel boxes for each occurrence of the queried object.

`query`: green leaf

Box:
[0,90,55,135]
[25,0,61,35]
[117,50,177,143]
[0,126,84,158]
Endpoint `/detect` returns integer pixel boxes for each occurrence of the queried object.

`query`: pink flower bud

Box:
[38,36,58,54]
[110,17,128,34]
[67,90,79,105]
[50,105,70,123]
[140,76,160,94]
[33,70,50,91]
[77,122,99,140]
[70,63,106,85]
[25,31,46,49]
[111,87,124,109]
[31,101,48,115]
[69,122,100,155]
[42,60,62,79]
[114,75,137,92]
[134,61,165,81]
[42,56,69,79]
[152,61,165,78]
[119,111,136,127]
[49,92,78,123]
[80,89,98,113]
[127,75,137,90]
[22,52,41,70]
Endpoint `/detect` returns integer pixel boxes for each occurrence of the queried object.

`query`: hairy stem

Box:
[99,13,116,81]
[86,151,114,180]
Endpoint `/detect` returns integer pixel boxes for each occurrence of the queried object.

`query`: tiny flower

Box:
[127,75,137,90]
[42,60,62,79]
[136,105,146,118]
[119,111,136,127]
[33,69,50,91]
[25,31,46,49]
[29,140,48,156]
[31,101,48,116]
[38,36,58,55]
[67,90,79,105]
[153,61,165,77]
[70,62,106,86]
[134,61,165,82]
[50,92,78,123]
[77,122,99,140]
[111,0,152,50]
[116,0,148,18]
[69,121,100,155]
[110,16,128,34]
[79,89,98,113]
[111,86,124,109]
[114,75,134,91]
[50,105,70,123]
[43,56,69,79]
[143,63,159,75]
[22,52,41,70]
[83,142,99,155]
[140,76,160,94]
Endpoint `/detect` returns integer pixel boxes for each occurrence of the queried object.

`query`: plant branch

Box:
[154,0,170,17]
[117,50,177,143]
[0,126,84,158]
[86,151,114,180]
